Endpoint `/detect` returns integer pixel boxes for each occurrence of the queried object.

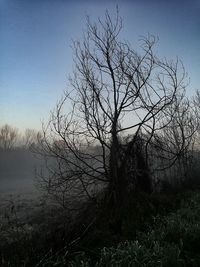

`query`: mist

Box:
[0,149,41,197]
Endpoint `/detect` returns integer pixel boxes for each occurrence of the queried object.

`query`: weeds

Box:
[1,190,200,266]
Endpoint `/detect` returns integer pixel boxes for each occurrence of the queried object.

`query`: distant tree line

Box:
[0,124,41,150]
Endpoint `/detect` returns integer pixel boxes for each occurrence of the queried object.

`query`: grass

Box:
[68,191,200,266]
[1,188,200,266]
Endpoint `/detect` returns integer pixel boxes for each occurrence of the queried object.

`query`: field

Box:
[1,150,200,266]
[1,188,200,266]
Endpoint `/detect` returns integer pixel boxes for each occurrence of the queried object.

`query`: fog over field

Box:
[0,150,41,197]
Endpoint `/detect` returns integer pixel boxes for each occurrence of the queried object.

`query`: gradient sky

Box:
[0,0,199,132]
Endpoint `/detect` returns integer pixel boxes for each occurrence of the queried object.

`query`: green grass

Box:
[68,191,200,267]
[1,190,200,266]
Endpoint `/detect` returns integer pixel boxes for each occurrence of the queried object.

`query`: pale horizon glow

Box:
[0,0,199,133]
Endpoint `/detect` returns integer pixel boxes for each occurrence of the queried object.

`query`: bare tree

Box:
[149,90,197,187]
[22,128,41,149]
[194,90,200,141]
[38,11,187,212]
[0,124,19,150]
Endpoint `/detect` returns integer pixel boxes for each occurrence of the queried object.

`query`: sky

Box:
[0,0,200,132]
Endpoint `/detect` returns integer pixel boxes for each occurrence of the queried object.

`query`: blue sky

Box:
[0,0,200,132]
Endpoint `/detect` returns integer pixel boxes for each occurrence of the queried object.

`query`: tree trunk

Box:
[107,133,129,234]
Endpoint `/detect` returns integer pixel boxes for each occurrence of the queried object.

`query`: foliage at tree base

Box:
[68,191,200,267]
